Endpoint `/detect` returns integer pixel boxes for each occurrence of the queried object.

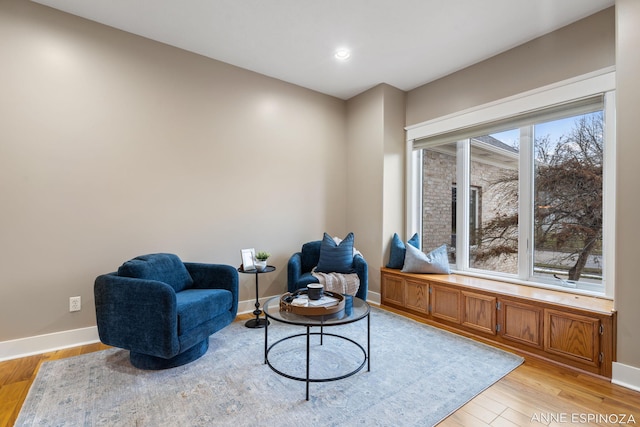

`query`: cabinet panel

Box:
[382,274,404,306]
[500,299,543,348]
[430,284,461,324]
[462,291,496,335]
[544,309,600,366]
[405,279,429,314]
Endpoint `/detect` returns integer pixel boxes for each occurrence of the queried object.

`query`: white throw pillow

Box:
[401,244,451,274]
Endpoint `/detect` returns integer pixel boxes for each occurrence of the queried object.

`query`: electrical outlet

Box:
[69,296,81,312]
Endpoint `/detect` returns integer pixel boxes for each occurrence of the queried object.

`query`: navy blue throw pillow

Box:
[386,233,420,269]
[316,232,355,274]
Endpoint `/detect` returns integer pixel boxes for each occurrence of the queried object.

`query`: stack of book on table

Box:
[290,294,339,308]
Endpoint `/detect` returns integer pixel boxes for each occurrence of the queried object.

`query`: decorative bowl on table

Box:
[279,290,345,316]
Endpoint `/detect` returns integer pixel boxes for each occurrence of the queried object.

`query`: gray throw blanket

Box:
[311,268,360,296]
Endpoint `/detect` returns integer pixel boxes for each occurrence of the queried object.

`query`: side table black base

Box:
[245,317,269,328]
[239,265,276,330]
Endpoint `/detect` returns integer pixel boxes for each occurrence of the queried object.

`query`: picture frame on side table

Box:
[241,248,256,271]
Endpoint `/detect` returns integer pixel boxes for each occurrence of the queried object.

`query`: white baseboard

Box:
[368,291,381,305]
[0,326,100,363]
[237,296,274,315]
[612,362,640,392]
[1,291,382,362]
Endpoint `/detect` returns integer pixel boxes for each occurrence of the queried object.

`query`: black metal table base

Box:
[265,314,370,400]
[245,317,269,328]
[240,265,275,329]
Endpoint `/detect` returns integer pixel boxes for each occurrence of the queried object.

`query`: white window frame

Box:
[406,68,616,298]
[452,185,479,243]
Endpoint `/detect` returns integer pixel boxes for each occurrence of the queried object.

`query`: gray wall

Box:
[615,0,640,375]
[0,0,348,341]
[406,8,615,126]
[346,84,406,297]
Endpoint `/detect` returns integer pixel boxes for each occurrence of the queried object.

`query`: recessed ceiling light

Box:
[334,48,351,61]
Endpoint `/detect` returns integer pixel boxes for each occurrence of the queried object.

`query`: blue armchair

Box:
[94,253,238,370]
[287,240,368,300]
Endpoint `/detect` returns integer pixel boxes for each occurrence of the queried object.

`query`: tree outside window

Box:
[474,111,603,284]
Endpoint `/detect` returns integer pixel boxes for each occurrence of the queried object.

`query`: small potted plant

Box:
[255,251,270,271]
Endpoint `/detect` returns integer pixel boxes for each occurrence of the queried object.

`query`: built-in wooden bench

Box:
[380,267,616,378]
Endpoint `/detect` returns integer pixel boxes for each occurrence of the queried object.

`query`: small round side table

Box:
[238,265,276,328]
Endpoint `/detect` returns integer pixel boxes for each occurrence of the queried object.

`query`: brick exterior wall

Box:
[422,148,518,274]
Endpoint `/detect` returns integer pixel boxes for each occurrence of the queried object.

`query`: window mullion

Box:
[407,145,423,240]
[518,125,533,280]
[457,139,470,271]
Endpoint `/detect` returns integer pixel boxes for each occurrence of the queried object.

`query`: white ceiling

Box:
[31,0,614,100]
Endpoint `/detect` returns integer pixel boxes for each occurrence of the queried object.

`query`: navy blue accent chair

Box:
[287,241,368,300]
[94,253,238,370]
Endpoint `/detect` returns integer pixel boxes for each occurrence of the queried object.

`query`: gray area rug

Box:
[17,308,523,426]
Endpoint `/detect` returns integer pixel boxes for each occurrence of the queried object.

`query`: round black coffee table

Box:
[263,295,370,400]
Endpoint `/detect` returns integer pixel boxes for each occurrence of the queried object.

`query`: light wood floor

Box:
[2,311,640,427]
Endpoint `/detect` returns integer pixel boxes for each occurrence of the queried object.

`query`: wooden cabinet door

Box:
[405,279,429,314]
[430,284,461,324]
[499,299,543,349]
[544,309,600,367]
[381,274,404,307]
[462,291,496,335]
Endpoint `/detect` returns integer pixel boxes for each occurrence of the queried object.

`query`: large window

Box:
[407,71,615,296]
